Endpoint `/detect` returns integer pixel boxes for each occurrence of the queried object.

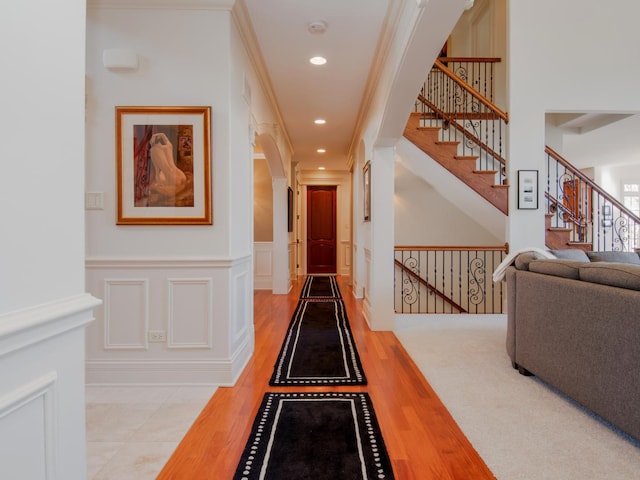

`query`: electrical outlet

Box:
[148,330,166,342]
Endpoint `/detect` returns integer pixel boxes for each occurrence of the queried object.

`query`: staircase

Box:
[403,57,640,254]
[405,58,509,215]
[404,113,508,214]
[545,146,640,252]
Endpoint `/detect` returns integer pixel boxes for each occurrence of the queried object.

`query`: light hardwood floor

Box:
[158,276,495,479]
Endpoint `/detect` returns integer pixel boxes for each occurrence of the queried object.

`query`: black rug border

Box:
[233,391,395,480]
[300,275,342,299]
[269,298,367,386]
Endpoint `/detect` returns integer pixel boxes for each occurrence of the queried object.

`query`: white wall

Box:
[85,1,281,384]
[0,0,100,478]
[507,0,640,251]
[394,163,502,246]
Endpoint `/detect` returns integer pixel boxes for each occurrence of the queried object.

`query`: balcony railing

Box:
[545,146,640,251]
[394,245,508,314]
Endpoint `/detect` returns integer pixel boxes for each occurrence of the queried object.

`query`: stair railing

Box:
[415,58,509,186]
[546,146,640,251]
[394,244,508,314]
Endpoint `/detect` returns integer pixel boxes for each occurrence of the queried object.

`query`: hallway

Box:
[156,275,493,479]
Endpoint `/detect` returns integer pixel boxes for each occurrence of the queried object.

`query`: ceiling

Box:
[244,0,391,172]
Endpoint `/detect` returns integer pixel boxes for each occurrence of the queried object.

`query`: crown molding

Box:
[346,0,405,170]
[231,0,295,156]
[87,0,235,10]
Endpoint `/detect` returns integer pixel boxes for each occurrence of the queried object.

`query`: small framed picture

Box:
[517,170,538,210]
[287,186,294,232]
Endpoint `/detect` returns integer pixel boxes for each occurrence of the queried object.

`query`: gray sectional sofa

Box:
[505,249,640,441]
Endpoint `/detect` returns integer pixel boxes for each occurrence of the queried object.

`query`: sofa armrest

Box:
[505,266,517,364]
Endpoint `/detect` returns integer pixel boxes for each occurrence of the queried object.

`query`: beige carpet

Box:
[395,314,640,480]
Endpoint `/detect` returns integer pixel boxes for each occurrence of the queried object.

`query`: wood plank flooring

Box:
[157,276,495,479]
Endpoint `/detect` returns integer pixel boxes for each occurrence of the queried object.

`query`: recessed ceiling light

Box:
[314,119,326,125]
[317,148,326,153]
[318,166,326,170]
[310,56,327,66]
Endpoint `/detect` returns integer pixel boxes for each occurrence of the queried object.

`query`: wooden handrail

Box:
[395,243,509,252]
[545,192,588,228]
[545,145,640,225]
[394,259,467,313]
[439,57,502,63]
[433,59,509,123]
[418,94,507,166]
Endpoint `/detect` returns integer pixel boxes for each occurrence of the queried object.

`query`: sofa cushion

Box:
[550,249,591,261]
[514,251,548,270]
[586,251,640,264]
[579,262,640,290]
[528,259,585,279]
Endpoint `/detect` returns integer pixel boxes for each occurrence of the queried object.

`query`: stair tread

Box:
[473,170,498,175]
[455,155,478,161]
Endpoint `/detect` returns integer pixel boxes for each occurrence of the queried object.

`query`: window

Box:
[623,183,640,216]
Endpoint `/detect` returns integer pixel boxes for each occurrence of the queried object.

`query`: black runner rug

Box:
[300,275,342,299]
[269,299,367,386]
[233,392,395,480]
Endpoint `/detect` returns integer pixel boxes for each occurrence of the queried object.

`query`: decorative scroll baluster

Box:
[415,58,507,187]
[394,245,507,314]
[545,146,640,252]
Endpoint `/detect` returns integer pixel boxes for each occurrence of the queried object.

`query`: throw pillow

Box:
[586,251,640,264]
[550,249,591,262]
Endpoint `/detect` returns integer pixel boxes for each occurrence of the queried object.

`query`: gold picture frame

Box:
[363,161,371,221]
[116,106,212,225]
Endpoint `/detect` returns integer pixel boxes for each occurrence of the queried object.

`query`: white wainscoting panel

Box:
[343,241,351,267]
[0,373,57,480]
[103,279,148,350]
[0,294,97,480]
[168,278,212,349]
[254,242,273,290]
[233,270,250,344]
[85,255,254,385]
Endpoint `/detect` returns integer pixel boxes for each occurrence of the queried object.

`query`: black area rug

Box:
[233,392,395,480]
[269,299,367,386]
[300,275,342,299]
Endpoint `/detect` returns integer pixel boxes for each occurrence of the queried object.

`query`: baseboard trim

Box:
[86,333,254,386]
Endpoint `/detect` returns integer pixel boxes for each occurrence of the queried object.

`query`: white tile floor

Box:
[86,385,218,480]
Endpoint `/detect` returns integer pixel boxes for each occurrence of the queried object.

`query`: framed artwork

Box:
[517,170,538,210]
[363,161,371,221]
[116,106,212,225]
[287,186,294,232]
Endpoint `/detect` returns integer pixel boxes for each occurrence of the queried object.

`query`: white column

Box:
[272,177,290,293]
[367,146,396,330]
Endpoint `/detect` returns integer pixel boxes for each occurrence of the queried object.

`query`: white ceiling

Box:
[244,0,390,171]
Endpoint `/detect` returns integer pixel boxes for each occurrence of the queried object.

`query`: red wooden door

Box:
[307,186,337,274]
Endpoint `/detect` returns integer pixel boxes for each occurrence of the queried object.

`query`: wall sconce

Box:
[102,49,138,70]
